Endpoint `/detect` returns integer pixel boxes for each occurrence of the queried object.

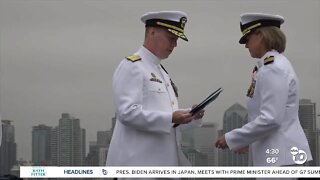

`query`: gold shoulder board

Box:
[264,56,274,65]
[126,55,141,62]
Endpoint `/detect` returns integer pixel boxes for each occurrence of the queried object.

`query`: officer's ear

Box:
[145,27,153,33]
[145,27,154,40]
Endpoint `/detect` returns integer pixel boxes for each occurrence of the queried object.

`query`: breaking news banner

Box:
[20,166,320,178]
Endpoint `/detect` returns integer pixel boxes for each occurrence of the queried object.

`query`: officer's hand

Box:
[215,135,229,149]
[192,104,205,120]
[172,110,193,125]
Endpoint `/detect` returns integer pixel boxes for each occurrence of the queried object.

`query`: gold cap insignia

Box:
[180,17,187,28]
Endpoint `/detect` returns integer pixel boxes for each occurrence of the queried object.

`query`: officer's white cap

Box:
[141,11,188,41]
[239,13,285,44]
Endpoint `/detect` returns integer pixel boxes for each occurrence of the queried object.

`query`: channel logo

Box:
[101,169,108,176]
[290,147,307,164]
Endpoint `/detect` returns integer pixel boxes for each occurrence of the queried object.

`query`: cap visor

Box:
[239,35,248,44]
[178,34,188,41]
[168,29,188,41]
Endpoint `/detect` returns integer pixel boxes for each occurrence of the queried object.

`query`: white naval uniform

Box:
[225,50,312,167]
[106,46,201,167]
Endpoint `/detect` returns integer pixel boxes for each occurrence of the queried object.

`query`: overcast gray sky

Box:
[0,0,319,161]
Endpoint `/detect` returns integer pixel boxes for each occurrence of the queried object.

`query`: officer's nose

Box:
[245,41,249,48]
[172,39,177,47]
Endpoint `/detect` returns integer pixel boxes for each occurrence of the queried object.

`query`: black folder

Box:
[173,87,223,128]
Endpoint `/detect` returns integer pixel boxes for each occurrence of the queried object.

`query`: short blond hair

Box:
[256,26,286,53]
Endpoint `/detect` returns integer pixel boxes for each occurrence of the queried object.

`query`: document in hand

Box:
[173,87,223,128]
[190,87,223,115]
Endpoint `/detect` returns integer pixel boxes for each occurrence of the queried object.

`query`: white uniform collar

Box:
[257,50,279,68]
[138,46,161,65]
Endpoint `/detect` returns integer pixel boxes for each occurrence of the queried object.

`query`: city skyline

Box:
[1,100,319,176]
[1,99,319,165]
[0,0,319,161]
[3,99,318,162]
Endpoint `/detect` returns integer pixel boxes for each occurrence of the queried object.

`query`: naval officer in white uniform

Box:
[215,13,312,178]
[106,11,204,170]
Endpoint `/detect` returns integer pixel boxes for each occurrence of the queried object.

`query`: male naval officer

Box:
[106,11,204,169]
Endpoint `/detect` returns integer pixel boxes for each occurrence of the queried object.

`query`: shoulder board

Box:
[264,56,274,65]
[126,55,141,62]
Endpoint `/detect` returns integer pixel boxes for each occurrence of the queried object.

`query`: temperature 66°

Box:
[266,157,278,164]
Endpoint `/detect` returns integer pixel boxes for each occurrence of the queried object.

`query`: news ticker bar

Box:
[20,166,320,178]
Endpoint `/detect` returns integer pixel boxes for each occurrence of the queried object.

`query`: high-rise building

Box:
[219,103,248,166]
[86,130,112,166]
[97,130,112,147]
[299,99,319,166]
[86,142,108,166]
[181,122,217,166]
[97,146,108,166]
[81,128,86,165]
[32,124,52,165]
[86,141,99,166]
[182,145,208,167]
[192,122,217,166]
[0,120,17,176]
[51,113,86,166]
[50,127,58,166]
